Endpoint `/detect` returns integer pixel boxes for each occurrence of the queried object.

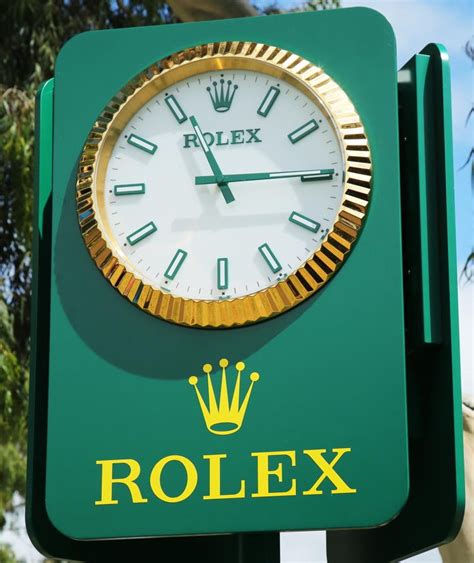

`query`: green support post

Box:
[326,43,464,562]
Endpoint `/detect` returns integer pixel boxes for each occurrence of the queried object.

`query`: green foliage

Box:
[0,87,35,362]
[0,302,28,449]
[0,543,17,563]
[0,299,27,561]
[0,300,28,530]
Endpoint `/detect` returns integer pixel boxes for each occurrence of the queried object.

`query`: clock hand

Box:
[195,168,335,185]
[189,115,235,204]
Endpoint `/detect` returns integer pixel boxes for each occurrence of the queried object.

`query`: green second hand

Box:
[195,169,335,185]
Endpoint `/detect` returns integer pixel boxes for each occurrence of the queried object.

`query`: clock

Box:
[76,41,371,327]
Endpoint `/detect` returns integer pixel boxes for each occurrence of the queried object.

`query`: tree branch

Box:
[168,0,258,22]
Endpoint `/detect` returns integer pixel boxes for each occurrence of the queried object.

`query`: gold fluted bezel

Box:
[76,41,372,328]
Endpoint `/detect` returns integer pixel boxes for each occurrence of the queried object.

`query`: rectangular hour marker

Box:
[114,183,146,196]
[258,243,282,273]
[257,86,280,117]
[165,249,188,280]
[289,211,321,233]
[126,221,157,246]
[127,134,157,154]
[165,95,187,124]
[301,169,334,182]
[217,258,229,290]
[288,119,319,144]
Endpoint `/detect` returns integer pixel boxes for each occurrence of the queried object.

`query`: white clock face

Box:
[99,68,344,301]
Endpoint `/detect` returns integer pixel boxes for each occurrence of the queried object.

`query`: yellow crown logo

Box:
[188,359,260,435]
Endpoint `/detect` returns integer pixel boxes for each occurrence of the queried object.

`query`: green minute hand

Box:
[195,168,335,185]
[189,115,235,204]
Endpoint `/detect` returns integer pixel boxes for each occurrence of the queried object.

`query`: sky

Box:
[1,1,472,562]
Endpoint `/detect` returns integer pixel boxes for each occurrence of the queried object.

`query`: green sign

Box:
[42,8,408,539]
[26,8,463,561]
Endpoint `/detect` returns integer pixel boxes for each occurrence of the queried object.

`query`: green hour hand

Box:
[189,115,235,204]
[195,168,335,185]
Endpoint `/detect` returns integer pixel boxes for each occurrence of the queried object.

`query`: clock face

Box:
[102,70,342,301]
[77,42,371,327]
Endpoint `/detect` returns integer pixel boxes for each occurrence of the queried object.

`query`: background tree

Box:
[460,37,473,283]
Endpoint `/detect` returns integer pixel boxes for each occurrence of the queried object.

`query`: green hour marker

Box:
[288,119,319,144]
[126,221,157,246]
[164,249,188,280]
[217,258,229,290]
[257,86,280,117]
[289,211,321,233]
[301,169,334,182]
[127,134,157,154]
[165,94,187,124]
[114,183,145,196]
[258,243,282,273]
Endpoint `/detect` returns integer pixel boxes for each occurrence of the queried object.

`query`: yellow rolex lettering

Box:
[149,455,198,503]
[303,448,357,495]
[203,454,246,500]
[251,450,297,498]
[95,459,148,505]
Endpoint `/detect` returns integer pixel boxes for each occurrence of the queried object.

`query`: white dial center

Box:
[100,68,344,300]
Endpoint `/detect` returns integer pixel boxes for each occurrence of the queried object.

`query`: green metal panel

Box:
[327,43,464,562]
[27,78,54,555]
[29,7,409,548]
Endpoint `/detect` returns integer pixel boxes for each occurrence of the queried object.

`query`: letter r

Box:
[183,133,199,148]
[95,459,148,505]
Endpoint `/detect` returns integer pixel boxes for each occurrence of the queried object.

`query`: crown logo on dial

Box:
[206,79,238,112]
